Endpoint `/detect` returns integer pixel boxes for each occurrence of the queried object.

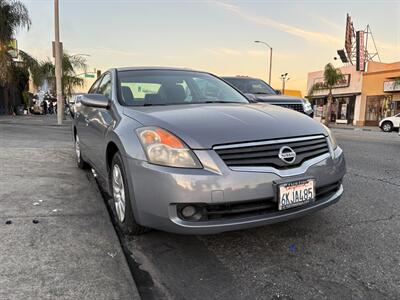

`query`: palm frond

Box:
[0,48,13,85]
[0,0,31,44]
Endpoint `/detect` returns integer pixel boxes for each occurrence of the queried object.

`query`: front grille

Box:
[205,198,276,221]
[177,181,341,222]
[215,136,330,169]
[275,103,304,113]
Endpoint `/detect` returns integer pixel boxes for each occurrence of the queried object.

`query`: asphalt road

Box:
[3,116,398,299]
[122,129,400,300]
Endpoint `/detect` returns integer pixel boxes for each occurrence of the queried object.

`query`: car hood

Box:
[123,103,326,149]
[254,94,305,104]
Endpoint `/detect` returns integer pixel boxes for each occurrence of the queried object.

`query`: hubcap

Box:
[112,164,126,223]
[383,124,391,131]
[75,135,81,162]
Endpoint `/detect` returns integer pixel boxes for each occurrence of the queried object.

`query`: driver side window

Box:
[88,77,102,94]
[98,73,112,99]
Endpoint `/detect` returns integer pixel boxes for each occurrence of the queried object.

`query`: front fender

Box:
[103,115,146,223]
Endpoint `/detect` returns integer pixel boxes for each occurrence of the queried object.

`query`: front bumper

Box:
[124,147,346,234]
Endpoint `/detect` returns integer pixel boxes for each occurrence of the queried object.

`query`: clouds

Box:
[213,1,399,60]
[215,1,343,46]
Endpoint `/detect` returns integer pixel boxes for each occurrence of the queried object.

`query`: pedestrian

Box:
[49,101,54,114]
[42,100,48,115]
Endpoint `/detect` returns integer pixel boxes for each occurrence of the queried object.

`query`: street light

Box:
[280,73,290,94]
[254,40,273,85]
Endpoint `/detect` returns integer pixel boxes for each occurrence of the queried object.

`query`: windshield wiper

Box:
[202,100,242,104]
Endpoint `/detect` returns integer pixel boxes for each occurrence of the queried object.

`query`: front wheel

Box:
[381,121,393,132]
[110,152,148,235]
[75,134,89,169]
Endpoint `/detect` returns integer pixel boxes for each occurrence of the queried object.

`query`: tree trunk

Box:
[323,89,333,126]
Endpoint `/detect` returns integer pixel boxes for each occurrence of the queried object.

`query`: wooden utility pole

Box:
[54,0,63,125]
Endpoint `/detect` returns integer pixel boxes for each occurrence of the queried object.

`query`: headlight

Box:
[322,125,338,150]
[136,127,202,168]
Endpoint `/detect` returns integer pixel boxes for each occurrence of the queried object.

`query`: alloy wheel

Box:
[383,123,391,132]
[112,164,126,223]
[75,135,81,162]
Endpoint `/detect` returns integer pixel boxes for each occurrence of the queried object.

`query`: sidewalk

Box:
[329,123,381,132]
[0,116,140,299]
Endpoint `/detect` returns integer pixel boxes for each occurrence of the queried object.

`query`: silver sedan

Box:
[72,67,346,235]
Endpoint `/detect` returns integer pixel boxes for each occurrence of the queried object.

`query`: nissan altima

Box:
[72,67,346,235]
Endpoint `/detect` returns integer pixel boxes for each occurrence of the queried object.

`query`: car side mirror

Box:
[81,94,110,109]
[275,89,282,95]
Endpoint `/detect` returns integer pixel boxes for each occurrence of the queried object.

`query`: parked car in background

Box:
[72,67,345,235]
[379,114,400,132]
[221,76,313,116]
[68,93,84,117]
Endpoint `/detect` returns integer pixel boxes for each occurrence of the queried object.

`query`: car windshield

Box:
[223,78,277,95]
[117,70,249,106]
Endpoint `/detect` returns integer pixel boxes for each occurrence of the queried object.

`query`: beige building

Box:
[307,61,400,126]
[307,65,363,125]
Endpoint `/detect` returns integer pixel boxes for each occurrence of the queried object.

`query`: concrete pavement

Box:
[0,115,140,300]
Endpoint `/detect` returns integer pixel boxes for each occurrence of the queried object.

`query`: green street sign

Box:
[84,74,95,78]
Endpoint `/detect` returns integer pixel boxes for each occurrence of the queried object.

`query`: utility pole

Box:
[280,73,290,94]
[254,40,273,85]
[54,0,63,125]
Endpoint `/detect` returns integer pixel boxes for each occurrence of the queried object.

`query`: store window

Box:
[365,95,393,125]
[336,97,355,123]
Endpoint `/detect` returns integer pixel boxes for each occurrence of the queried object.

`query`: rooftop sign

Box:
[313,74,351,90]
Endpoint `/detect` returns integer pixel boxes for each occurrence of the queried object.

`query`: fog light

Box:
[180,205,203,221]
[181,205,196,218]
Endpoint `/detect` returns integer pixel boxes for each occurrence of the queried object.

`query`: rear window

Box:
[224,78,276,95]
[117,70,248,106]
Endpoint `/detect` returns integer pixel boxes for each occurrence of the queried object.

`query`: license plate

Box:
[278,179,315,210]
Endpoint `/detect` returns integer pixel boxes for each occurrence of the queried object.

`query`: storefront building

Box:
[307,65,363,125]
[307,61,400,126]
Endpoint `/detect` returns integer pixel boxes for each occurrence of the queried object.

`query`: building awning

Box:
[310,92,361,99]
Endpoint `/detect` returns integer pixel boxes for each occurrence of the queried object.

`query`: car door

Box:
[76,76,102,162]
[86,72,114,177]
[394,113,400,127]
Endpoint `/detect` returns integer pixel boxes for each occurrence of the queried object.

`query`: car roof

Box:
[221,76,260,80]
[115,66,204,73]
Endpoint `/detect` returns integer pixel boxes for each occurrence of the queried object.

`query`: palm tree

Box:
[0,0,33,114]
[38,53,88,100]
[0,0,31,84]
[308,63,344,126]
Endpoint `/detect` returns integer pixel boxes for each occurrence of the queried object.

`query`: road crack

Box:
[347,169,400,187]
[337,214,400,228]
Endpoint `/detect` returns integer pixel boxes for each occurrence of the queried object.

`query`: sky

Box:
[16,0,400,94]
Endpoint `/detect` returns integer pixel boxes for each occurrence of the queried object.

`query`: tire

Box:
[110,152,148,235]
[75,134,89,169]
[381,121,393,132]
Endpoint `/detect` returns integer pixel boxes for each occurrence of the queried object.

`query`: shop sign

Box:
[356,31,365,71]
[384,80,400,92]
[313,74,351,90]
